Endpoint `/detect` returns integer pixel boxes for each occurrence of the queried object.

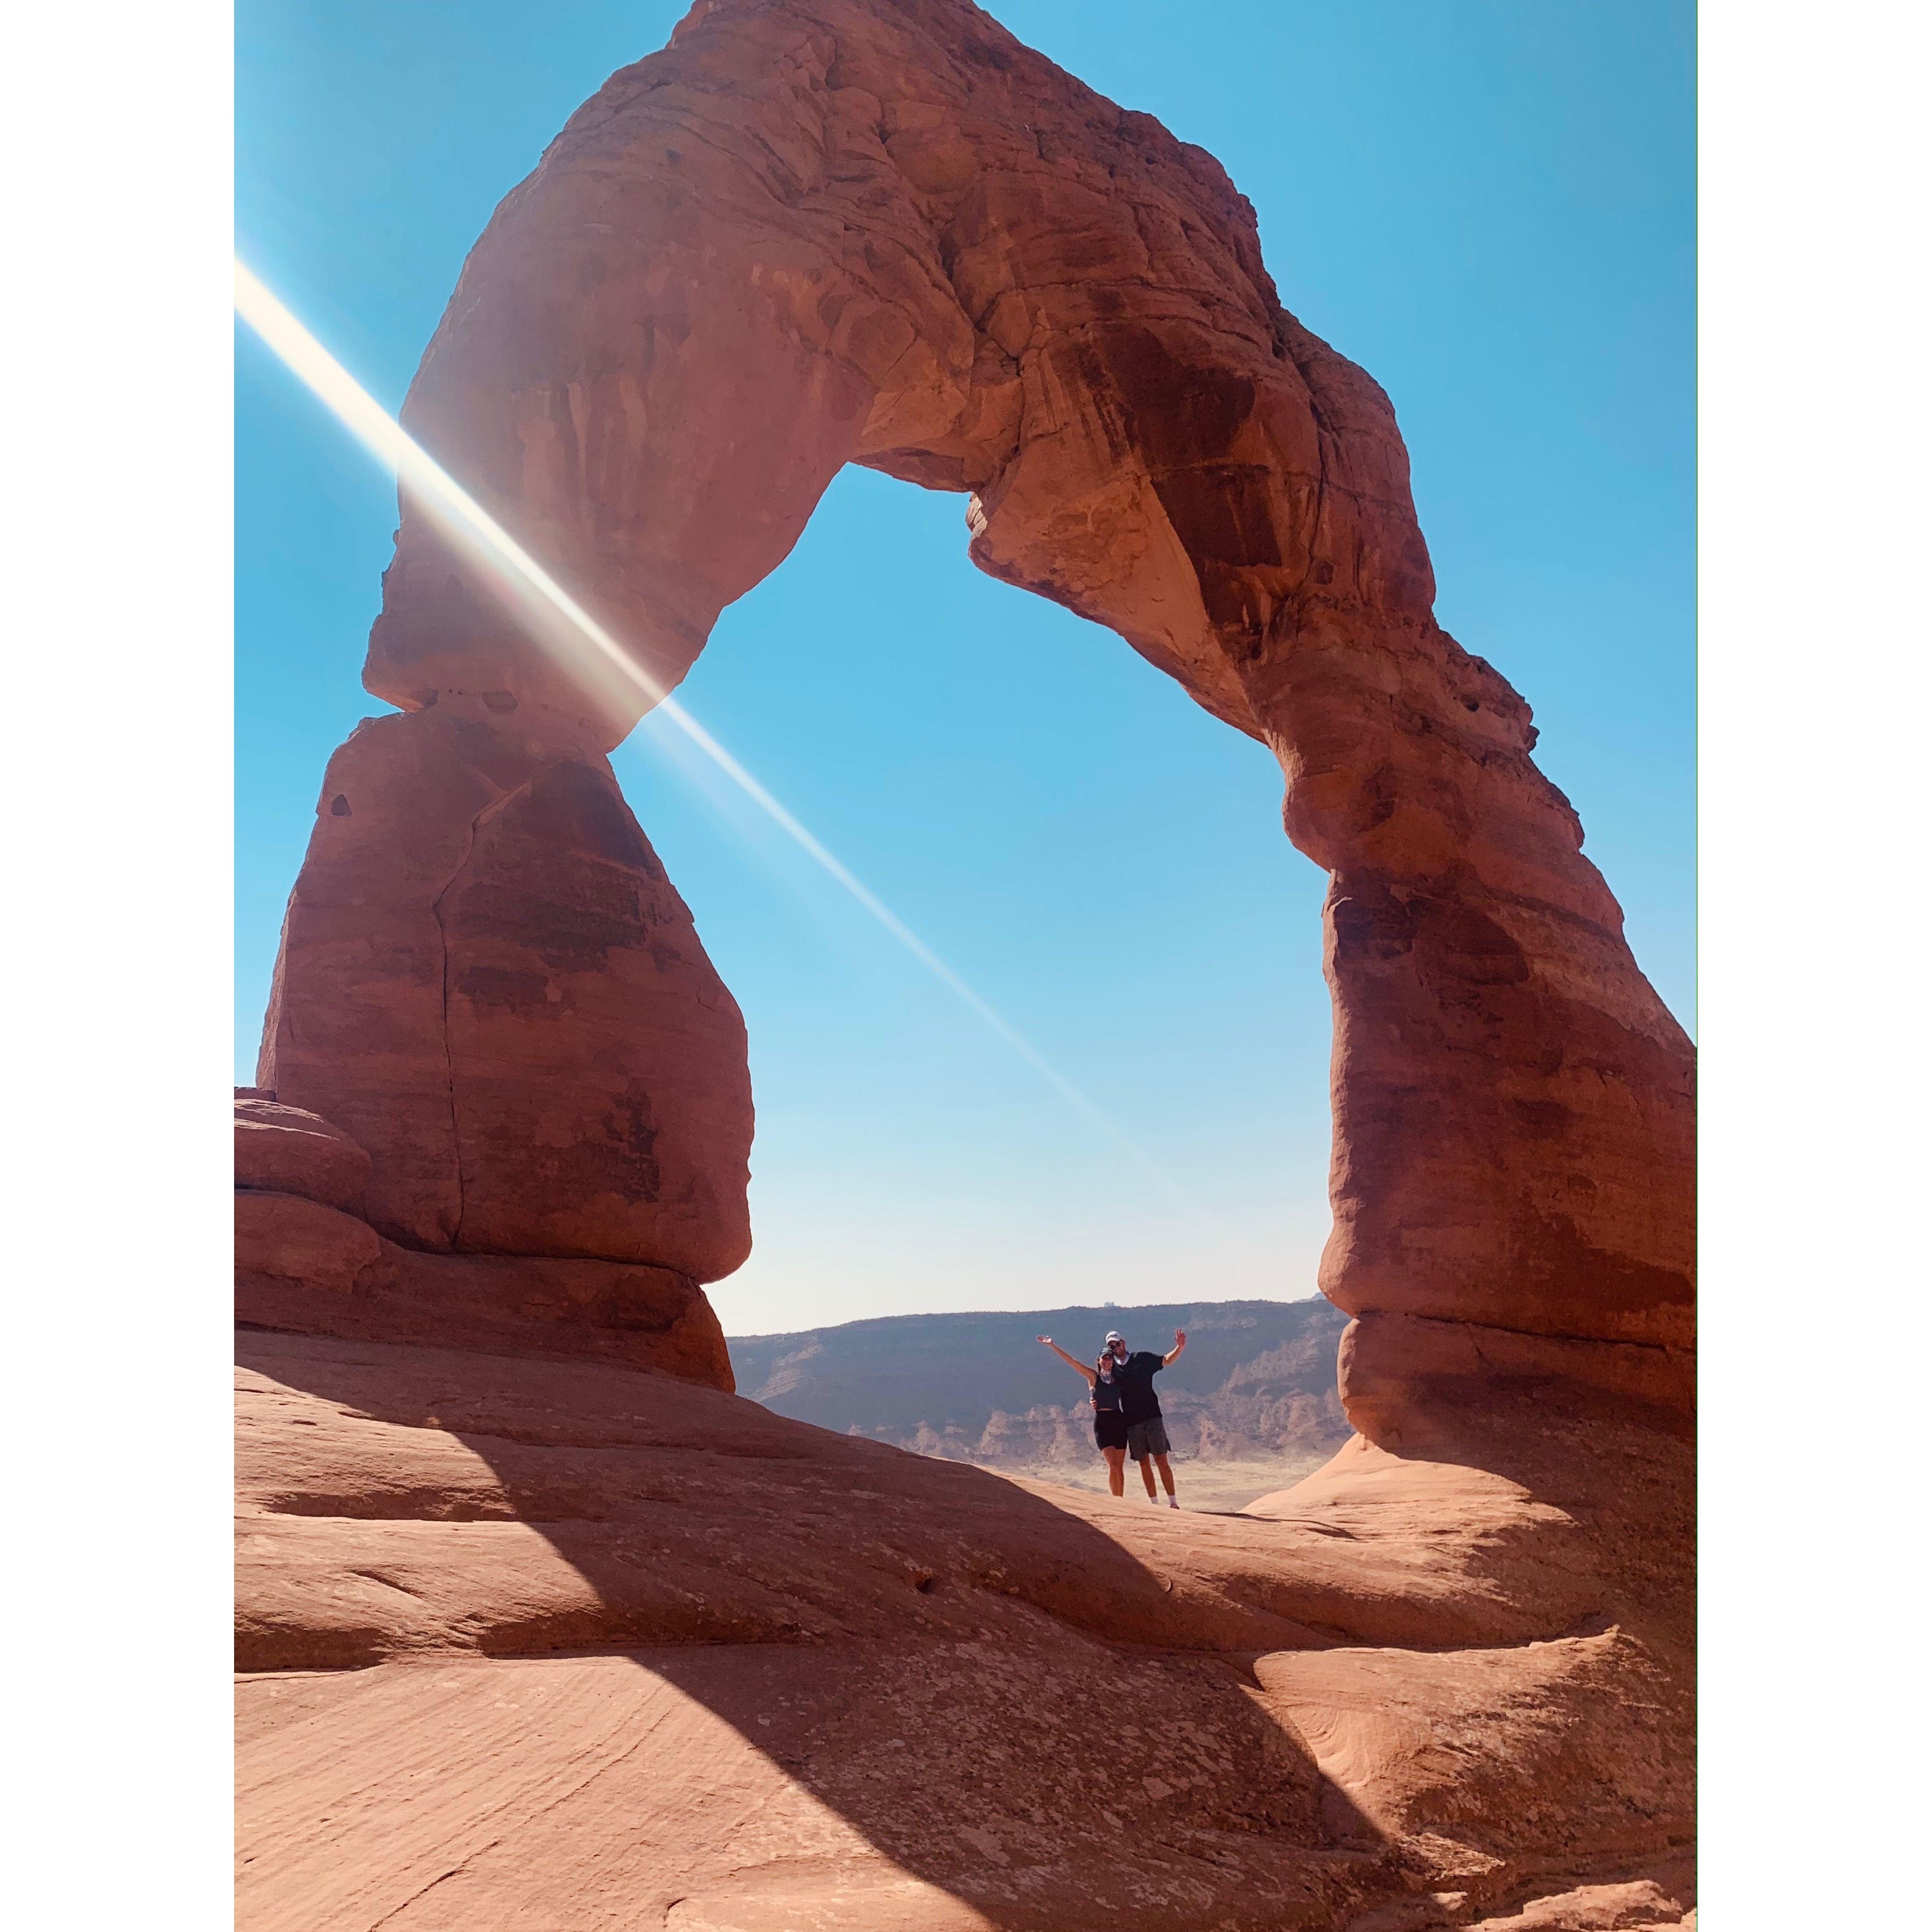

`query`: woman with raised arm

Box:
[1037,1328,1131,1497]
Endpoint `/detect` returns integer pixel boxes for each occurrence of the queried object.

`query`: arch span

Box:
[257,0,1692,1431]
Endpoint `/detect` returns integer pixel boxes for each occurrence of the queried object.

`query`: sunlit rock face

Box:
[241,4,1695,1924]
[351,0,1692,1413]
[257,702,752,1280]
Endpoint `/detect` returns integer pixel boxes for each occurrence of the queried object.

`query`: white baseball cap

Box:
[1104,1331,1124,1344]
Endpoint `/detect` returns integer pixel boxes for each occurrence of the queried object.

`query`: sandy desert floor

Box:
[989,1452,1336,1514]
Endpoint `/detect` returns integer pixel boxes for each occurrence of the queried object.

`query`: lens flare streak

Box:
[234,258,1218,1231]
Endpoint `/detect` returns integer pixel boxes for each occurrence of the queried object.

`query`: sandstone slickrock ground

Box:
[236,1,1694,1923]
[237,1331,1692,1929]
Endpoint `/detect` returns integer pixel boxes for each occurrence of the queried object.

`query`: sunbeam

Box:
[234,257,1232,1244]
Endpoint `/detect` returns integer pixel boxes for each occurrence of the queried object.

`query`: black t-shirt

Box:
[1111,1350,1166,1424]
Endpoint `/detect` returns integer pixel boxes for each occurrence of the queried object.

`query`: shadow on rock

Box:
[237,1328,1420,1931]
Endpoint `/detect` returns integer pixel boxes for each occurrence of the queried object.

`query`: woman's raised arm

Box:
[1037,1336,1098,1384]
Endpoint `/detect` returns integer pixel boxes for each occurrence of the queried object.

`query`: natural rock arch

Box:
[238,9,1698,1922]
[257,0,1692,1437]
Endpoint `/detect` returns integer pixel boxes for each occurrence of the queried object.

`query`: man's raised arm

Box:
[1163,1329,1188,1366]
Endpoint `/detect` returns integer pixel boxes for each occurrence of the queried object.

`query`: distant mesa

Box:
[732,1299,1350,1508]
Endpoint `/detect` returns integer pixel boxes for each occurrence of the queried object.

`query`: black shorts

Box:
[1094,1409,1129,1452]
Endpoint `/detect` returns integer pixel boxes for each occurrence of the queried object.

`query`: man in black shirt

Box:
[1105,1328,1187,1507]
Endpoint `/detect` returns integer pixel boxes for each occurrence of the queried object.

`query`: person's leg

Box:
[1135,1449,1157,1498]
[1153,1452,1176,1499]
[1102,1446,1126,1497]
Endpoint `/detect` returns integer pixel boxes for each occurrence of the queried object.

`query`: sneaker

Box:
[1167,1498,1179,1509]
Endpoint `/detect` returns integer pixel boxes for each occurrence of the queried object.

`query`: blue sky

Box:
[236,0,1693,1336]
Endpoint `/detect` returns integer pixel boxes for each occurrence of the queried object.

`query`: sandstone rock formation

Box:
[234,1091,733,1388]
[258,706,752,1278]
[237,1,1695,1925]
[238,1329,1693,1928]
[297,0,1690,1428]
[234,1095,372,1215]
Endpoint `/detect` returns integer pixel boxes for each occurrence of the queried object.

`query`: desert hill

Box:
[731,1297,1350,1508]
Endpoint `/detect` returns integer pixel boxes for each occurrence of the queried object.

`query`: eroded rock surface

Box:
[234,1085,733,1391]
[237,1331,1692,1929]
[234,1096,372,1215]
[258,705,752,1277]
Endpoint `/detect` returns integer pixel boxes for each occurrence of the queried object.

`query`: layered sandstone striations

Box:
[234,1096,372,1215]
[239,1,1694,1926]
[234,1092,734,1389]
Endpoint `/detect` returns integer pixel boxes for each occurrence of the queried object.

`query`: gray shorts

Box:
[1126,1416,1171,1461]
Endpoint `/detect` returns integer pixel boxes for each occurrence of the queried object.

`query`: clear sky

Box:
[236,0,1693,1337]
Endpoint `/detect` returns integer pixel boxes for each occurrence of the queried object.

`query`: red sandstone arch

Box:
[237,11,1697,1919]
[258,0,1692,1436]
